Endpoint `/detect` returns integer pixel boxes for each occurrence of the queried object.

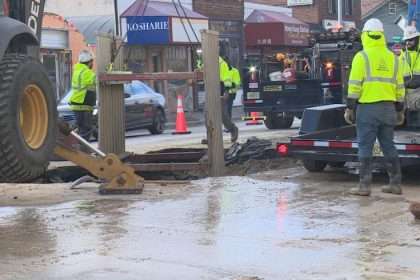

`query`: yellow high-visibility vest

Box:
[348,31,405,103]
[70,63,96,111]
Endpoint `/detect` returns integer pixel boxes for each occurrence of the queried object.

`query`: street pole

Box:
[114,0,120,36]
[337,0,343,28]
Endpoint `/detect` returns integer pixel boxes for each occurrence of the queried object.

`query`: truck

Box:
[242,29,361,129]
[0,0,143,192]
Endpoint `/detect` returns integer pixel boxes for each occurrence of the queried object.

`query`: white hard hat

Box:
[403,25,420,41]
[79,50,94,63]
[362,18,384,32]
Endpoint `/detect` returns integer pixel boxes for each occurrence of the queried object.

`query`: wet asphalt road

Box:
[1,165,420,280]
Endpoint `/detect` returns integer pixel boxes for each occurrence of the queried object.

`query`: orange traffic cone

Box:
[172,95,191,135]
[246,112,263,126]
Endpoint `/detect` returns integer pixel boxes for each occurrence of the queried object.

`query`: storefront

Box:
[120,0,208,112]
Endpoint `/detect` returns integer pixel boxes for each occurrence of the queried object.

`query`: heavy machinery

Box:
[0,0,143,192]
[242,29,361,129]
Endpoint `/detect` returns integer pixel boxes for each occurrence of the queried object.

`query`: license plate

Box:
[249,82,259,89]
[372,142,384,157]
[264,85,283,92]
[247,92,260,99]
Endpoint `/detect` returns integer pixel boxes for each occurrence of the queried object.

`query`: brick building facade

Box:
[246,0,362,30]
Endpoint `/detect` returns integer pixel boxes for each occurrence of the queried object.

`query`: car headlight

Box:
[93,108,98,116]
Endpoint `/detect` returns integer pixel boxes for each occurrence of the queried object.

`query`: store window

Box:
[344,0,353,16]
[328,0,337,15]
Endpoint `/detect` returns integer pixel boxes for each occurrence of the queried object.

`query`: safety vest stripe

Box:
[348,80,362,86]
[70,104,93,111]
[360,51,398,84]
[397,84,405,89]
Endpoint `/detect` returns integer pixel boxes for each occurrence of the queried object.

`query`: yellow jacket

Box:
[219,57,232,88]
[348,32,405,103]
[70,63,96,111]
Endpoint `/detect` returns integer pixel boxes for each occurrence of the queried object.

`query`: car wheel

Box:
[149,109,165,135]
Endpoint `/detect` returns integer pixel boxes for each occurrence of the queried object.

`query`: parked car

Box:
[58,81,166,138]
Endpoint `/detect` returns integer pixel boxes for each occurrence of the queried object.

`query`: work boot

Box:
[382,158,402,195]
[231,126,239,143]
[349,158,372,196]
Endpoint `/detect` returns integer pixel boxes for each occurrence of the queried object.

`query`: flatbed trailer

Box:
[276,105,420,172]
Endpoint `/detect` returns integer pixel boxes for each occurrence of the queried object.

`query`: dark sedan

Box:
[58,81,166,138]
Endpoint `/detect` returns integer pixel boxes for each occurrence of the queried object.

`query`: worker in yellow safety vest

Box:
[219,53,239,142]
[70,50,97,141]
[346,18,405,196]
[400,25,420,89]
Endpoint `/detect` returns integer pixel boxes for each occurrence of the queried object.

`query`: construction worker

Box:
[220,54,239,142]
[70,50,96,141]
[401,25,420,89]
[346,18,405,196]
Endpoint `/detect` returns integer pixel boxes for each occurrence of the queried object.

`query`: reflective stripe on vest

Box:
[70,104,93,111]
[360,51,398,85]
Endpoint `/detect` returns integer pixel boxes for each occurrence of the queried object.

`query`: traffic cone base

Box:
[172,95,191,134]
[246,112,263,126]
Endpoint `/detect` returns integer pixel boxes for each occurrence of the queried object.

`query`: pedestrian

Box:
[346,18,405,196]
[69,50,96,141]
[219,48,239,143]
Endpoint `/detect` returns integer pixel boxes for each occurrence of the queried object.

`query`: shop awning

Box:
[245,10,310,47]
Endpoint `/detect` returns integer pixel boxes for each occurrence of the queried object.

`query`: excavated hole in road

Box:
[44,139,299,183]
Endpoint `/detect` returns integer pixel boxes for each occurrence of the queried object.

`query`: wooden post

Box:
[96,34,125,155]
[201,30,225,177]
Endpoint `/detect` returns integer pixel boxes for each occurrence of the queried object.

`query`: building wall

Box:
[42,13,92,66]
[362,0,407,43]
[292,2,321,24]
[193,0,244,21]
[268,0,362,28]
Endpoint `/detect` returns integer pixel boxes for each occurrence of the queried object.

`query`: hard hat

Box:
[403,25,420,41]
[79,50,94,63]
[362,18,384,32]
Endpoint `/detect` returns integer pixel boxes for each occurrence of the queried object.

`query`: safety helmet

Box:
[79,50,94,63]
[403,25,420,41]
[362,18,384,32]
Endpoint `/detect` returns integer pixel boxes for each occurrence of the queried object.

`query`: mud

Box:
[1,164,420,279]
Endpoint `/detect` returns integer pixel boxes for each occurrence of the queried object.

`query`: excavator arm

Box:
[55,122,144,194]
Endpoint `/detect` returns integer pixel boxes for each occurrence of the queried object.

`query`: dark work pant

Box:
[221,95,237,133]
[75,111,93,141]
[227,93,236,118]
[356,102,398,160]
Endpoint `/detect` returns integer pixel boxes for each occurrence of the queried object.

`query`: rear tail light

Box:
[277,143,289,156]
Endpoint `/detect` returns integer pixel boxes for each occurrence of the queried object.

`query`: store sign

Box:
[126,16,170,45]
[287,0,313,6]
[323,19,356,31]
[283,23,310,46]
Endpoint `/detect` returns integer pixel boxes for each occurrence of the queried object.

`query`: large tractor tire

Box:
[264,112,294,129]
[0,54,57,182]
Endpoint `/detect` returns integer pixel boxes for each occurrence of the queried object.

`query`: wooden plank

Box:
[130,163,205,172]
[96,35,125,155]
[201,30,225,177]
[99,71,203,83]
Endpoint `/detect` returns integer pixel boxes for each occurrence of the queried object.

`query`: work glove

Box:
[344,108,355,125]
